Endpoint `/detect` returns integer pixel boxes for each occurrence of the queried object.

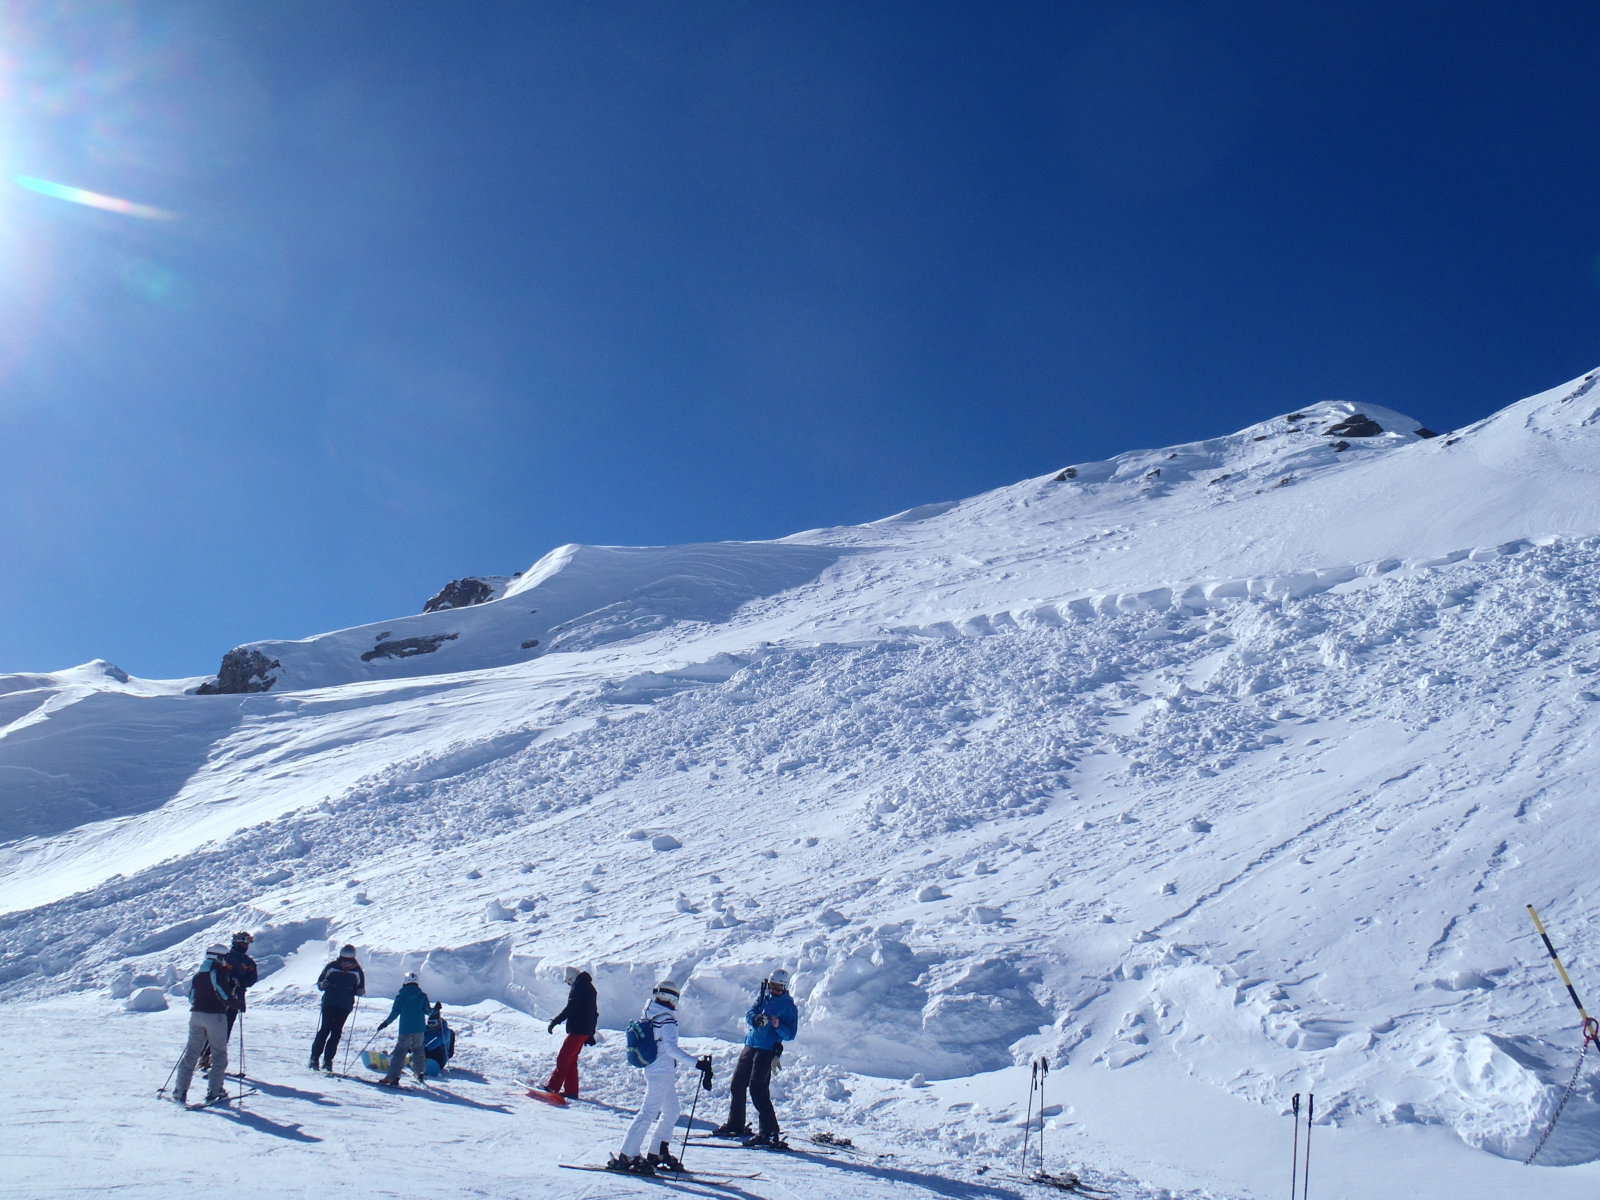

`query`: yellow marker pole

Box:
[1528,904,1600,1044]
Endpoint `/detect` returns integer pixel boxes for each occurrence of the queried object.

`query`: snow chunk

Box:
[123,987,168,1012]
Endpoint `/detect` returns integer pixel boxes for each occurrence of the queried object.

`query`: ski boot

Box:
[203,1092,229,1106]
[649,1141,685,1172]
[743,1132,789,1151]
[713,1122,753,1138]
[605,1154,655,1176]
[308,1054,319,1070]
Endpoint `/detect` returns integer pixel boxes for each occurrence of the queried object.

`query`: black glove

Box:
[377,1019,390,1031]
[585,1034,597,1046]
[697,1056,715,1091]
[547,1019,559,1034]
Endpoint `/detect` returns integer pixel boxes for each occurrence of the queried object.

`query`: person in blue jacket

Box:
[713,967,799,1148]
[375,972,433,1086]
[309,944,366,1070]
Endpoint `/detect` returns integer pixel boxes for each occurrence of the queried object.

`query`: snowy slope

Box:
[4,369,1600,1199]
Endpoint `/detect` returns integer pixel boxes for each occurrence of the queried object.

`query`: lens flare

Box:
[13,174,174,220]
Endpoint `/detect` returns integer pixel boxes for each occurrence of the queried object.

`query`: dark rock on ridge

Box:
[196,647,281,695]
[1323,413,1386,438]
[423,577,495,613]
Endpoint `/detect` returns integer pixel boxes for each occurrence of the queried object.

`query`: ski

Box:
[558,1163,757,1184]
[183,1089,258,1110]
[525,1088,568,1106]
[997,1170,1113,1196]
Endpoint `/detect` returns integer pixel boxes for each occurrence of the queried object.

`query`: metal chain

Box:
[1525,1033,1593,1166]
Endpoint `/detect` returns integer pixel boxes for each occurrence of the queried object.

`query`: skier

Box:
[543,966,598,1098]
[199,930,255,1073]
[713,967,799,1148]
[308,944,366,1070]
[424,1002,456,1074]
[609,979,714,1176]
[375,971,433,1087]
[172,944,234,1105]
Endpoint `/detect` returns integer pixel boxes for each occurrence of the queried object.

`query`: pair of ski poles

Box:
[1287,1092,1313,1200]
[1019,1056,1050,1176]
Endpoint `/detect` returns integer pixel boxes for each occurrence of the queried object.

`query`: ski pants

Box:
[311,1002,353,1067]
[382,1031,426,1082]
[726,1046,780,1137]
[545,1033,589,1097]
[622,1065,682,1158]
[174,1011,229,1098]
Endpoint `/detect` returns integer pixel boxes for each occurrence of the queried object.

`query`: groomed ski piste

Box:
[4,368,1600,1199]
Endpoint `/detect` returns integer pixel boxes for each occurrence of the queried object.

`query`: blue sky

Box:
[1,1,1596,679]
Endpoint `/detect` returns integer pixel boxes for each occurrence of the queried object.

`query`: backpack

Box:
[625,1017,659,1067]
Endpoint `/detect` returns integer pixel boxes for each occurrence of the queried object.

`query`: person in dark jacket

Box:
[172,944,234,1104]
[543,966,598,1098]
[425,1002,456,1073]
[376,972,432,1086]
[713,967,799,1148]
[200,930,257,1072]
[309,944,366,1071]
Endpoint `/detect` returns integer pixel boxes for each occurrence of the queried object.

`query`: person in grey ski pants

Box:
[175,1011,229,1099]
[384,1031,426,1083]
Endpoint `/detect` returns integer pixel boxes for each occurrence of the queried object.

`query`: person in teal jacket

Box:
[713,967,799,1147]
[375,972,433,1086]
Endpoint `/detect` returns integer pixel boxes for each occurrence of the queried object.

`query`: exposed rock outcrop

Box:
[360,633,459,663]
[423,578,495,613]
[196,647,281,695]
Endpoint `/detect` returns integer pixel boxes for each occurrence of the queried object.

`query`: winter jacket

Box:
[641,999,701,1074]
[425,1020,456,1062]
[380,982,432,1036]
[189,961,232,1014]
[224,947,259,1010]
[549,973,598,1036]
[317,958,366,1009]
[743,988,798,1051]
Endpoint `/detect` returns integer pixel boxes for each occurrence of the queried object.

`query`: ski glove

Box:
[697,1056,715,1092]
[547,1019,559,1034]
[377,1019,390,1031]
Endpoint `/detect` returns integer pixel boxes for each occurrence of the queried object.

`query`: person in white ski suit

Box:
[616,980,711,1172]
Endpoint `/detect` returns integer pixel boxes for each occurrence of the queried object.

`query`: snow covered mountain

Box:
[5,369,1600,1199]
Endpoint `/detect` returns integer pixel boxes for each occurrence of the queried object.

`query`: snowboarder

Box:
[609,979,714,1176]
[713,967,798,1148]
[543,966,598,1098]
[375,972,433,1086]
[425,1002,456,1074]
[309,944,366,1070]
[172,944,234,1105]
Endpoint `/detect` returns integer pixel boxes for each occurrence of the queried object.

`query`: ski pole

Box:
[1528,905,1600,1045]
[341,999,363,1076]
[1302,1093,1314,1200]
[1020,1059,1038,1175]
[679,1069,705,1165]
[1289,1093,1300,1200]
[1037,1057,1049,1172]
[158,1047,185,1096]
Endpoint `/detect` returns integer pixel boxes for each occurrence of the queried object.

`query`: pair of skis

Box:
[558,1163,761,1185]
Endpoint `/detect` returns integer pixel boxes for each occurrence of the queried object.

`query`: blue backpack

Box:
[625,1017,658,1067]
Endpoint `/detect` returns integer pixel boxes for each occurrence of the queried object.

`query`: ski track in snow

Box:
[5,379,1600,1198]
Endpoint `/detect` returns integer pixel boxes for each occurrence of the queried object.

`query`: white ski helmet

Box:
[403,971,419,984]
[653,979,681,1002]
[205,943,229,959]
[564,966,581,984]
[768,968,791,989]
